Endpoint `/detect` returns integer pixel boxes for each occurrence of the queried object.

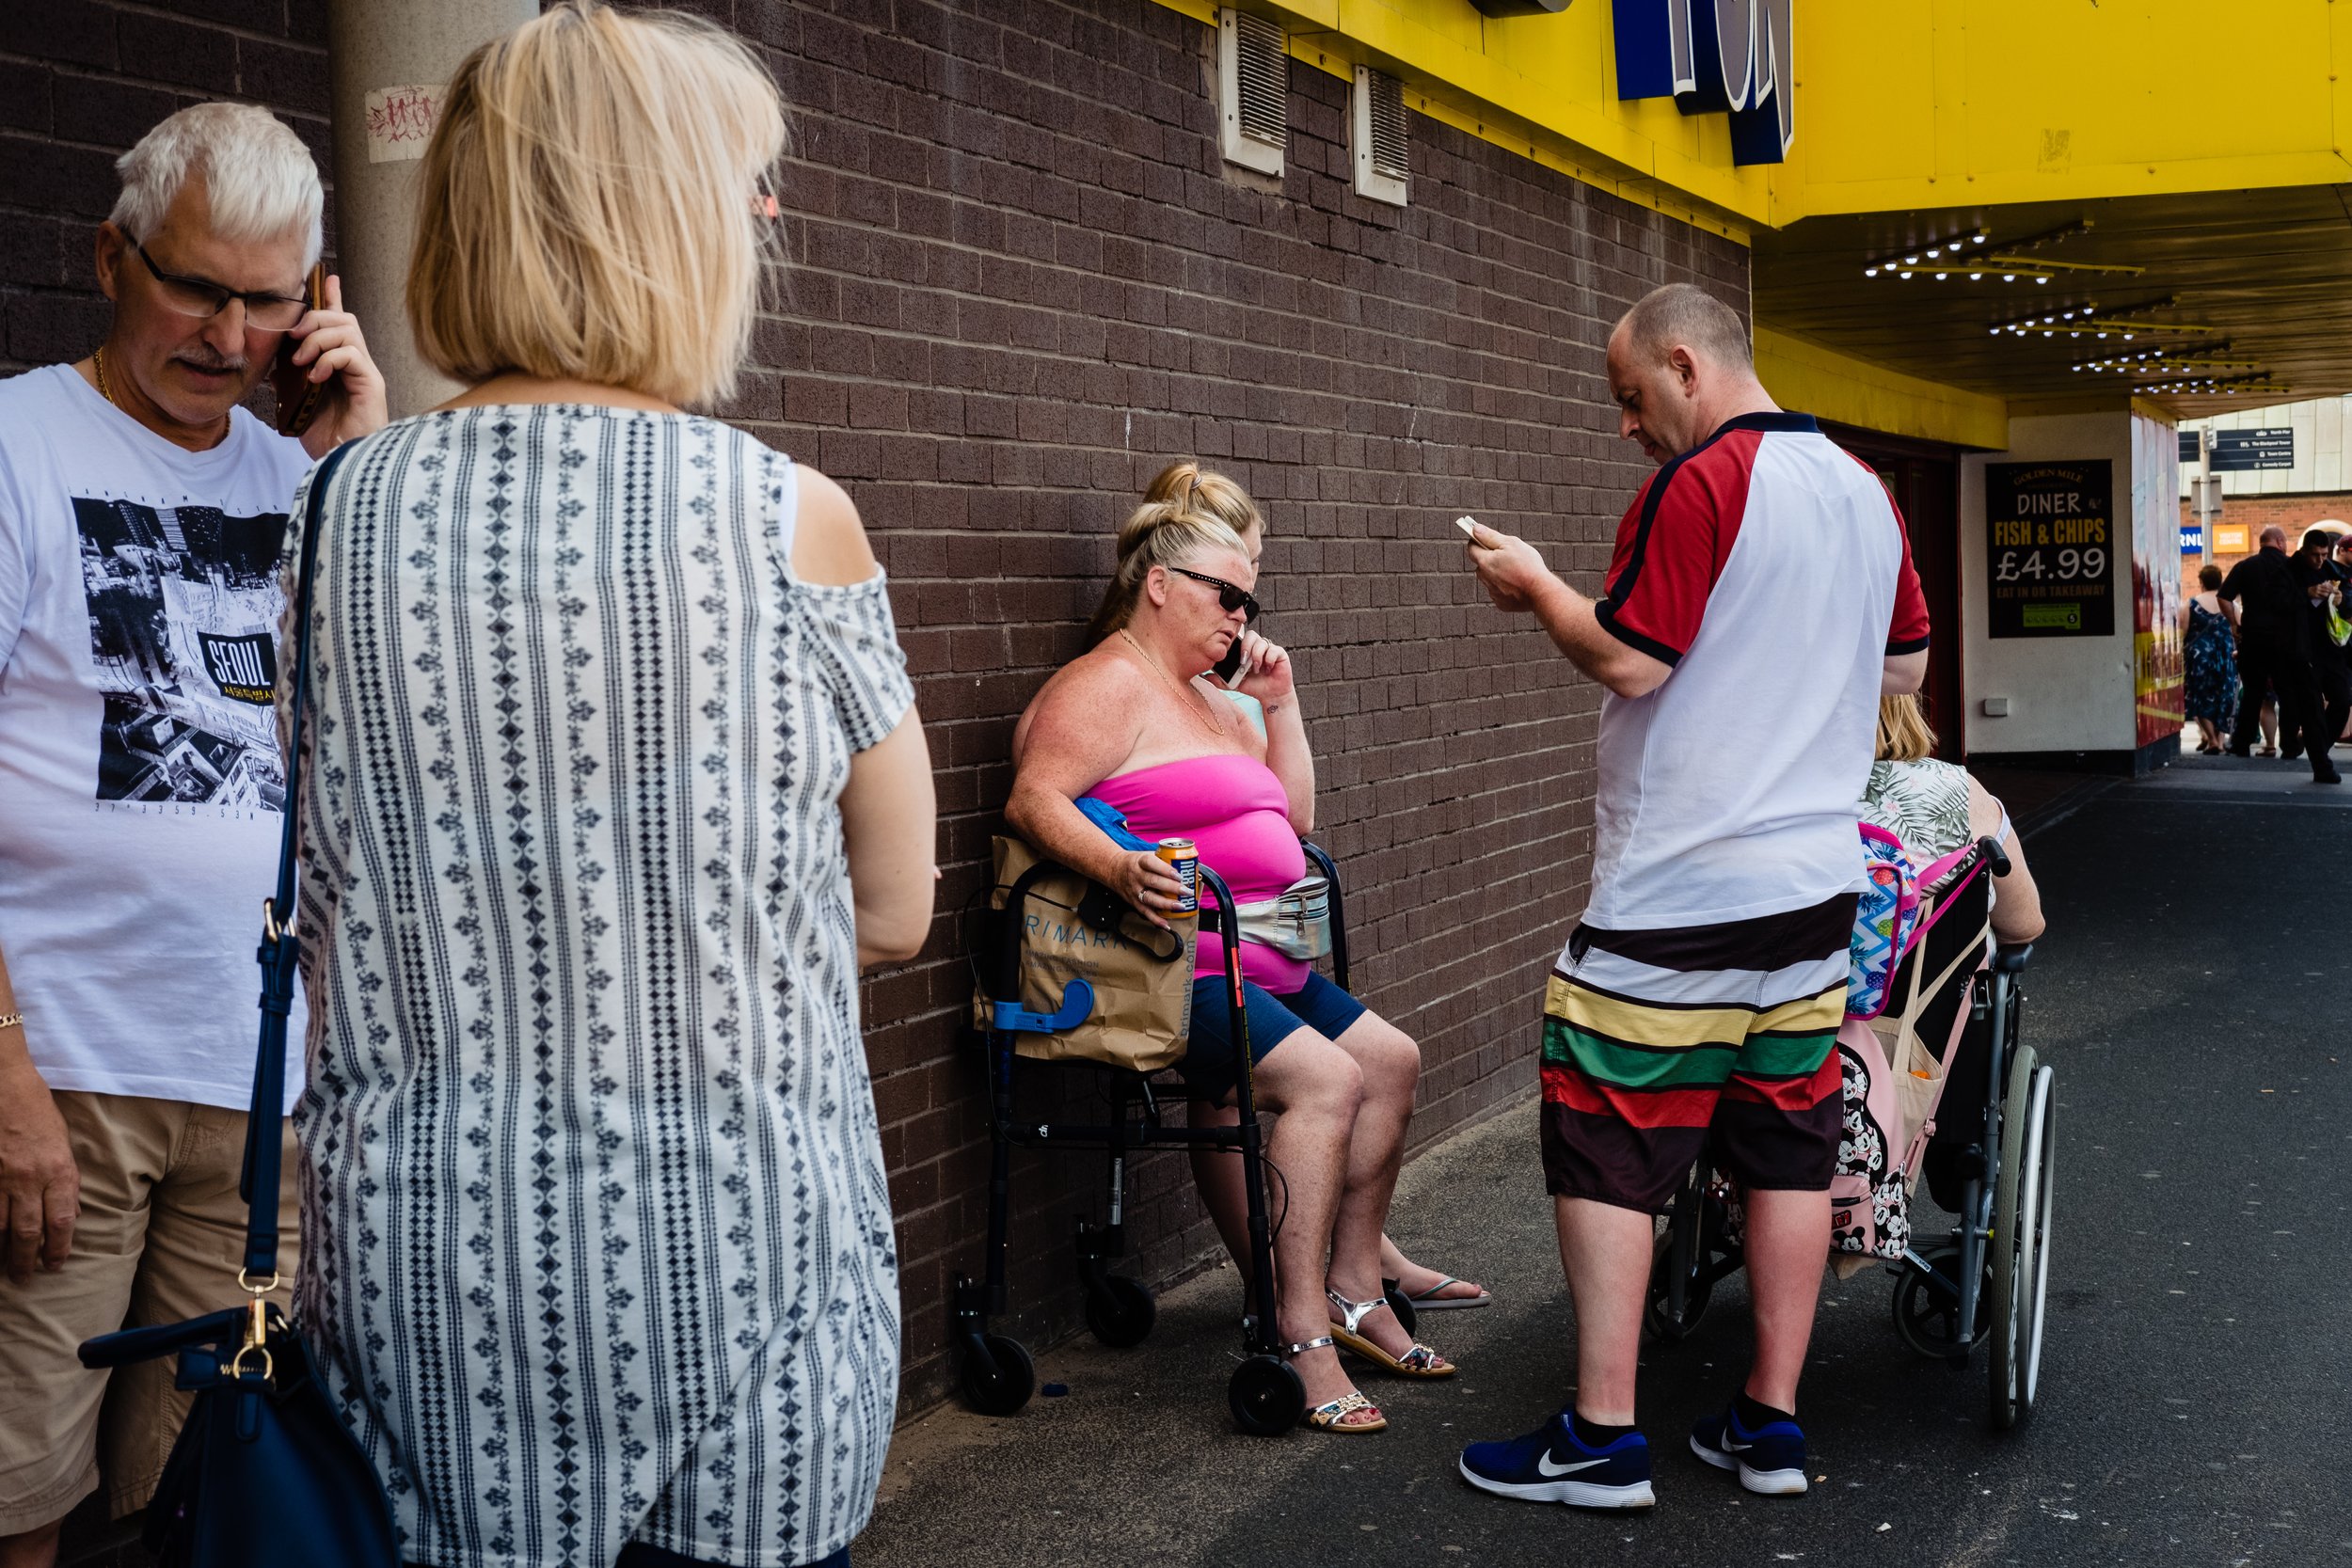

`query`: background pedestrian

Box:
[2183,562,2239,753]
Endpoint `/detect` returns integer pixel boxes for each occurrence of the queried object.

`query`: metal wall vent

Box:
[1218,8,1286,176]
[1351,65,1408,206]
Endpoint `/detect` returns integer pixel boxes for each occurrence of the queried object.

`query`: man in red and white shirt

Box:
[1456,284,1928,1511]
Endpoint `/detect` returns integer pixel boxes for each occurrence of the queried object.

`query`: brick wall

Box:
[0,0,1748,1432]
[0,0,333,379]
[723,0,1745,1410]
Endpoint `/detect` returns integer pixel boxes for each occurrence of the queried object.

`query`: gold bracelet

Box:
[0,1013,21,1033]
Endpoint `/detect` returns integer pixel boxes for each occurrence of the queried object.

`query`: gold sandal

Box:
[1286,1336,1389,1433]
[1327,1291,1455,1379]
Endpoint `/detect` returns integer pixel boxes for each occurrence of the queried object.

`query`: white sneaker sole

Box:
[1689,1435,1808,1496]
[1458,1457,1656,1509]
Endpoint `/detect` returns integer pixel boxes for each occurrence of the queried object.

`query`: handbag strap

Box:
[237,439,361,1281]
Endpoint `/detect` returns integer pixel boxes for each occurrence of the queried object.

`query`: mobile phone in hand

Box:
[269,263,329,437]
[1213,637,1245,684]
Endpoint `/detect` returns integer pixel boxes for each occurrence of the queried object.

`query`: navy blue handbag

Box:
[79,439,397,1568]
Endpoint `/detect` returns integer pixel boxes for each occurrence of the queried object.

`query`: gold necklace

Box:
[92,346,116,406]
[1120,628,1227,740]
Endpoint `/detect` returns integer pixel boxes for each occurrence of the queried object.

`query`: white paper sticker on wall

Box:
[364,86,445,164]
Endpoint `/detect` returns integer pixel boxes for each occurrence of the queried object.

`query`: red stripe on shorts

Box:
[1542,1063,1718,1130]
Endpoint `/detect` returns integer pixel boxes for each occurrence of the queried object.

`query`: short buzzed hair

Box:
[1615,282,1753,372]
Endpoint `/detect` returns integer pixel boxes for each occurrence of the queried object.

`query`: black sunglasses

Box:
[1170,566,1261,622]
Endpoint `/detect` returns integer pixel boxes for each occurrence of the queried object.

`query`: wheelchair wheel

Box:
[960,1333,1035,1418]
[1891,1243,1988,1360]
[1989,1050,2055,1430]
[1228,1354,1306,1436]
[1084,1275,1156,1348]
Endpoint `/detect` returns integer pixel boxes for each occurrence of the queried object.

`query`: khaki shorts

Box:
[0,1090,297,1535]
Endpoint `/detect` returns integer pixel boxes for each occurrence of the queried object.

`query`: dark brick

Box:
[51,71,176,147]
[0,214,65,287]
[0,58,54,132]
[117,13,238,94]
[0,1,117,71]
[236,39,330,119]
[0,132,118,217]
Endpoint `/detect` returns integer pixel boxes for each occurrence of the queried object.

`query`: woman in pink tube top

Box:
[1008,465,1457,1435]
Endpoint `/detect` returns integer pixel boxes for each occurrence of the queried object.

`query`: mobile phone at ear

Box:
[269,263,329,438]
[1213,639,1245,684]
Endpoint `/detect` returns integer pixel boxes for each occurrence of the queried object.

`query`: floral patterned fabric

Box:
[1861,757,1973,861]
[2185,598,2240,727]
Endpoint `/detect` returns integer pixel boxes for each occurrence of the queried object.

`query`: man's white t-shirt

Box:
[1579,411,1931,934]
[0,363,310,1109]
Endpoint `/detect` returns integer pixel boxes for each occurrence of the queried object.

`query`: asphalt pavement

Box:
[861,756,2350,1568]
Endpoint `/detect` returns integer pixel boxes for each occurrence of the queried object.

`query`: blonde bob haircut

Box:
[1876,692,1938,765]
[1086,501,1250,644]
[407,2,786,407]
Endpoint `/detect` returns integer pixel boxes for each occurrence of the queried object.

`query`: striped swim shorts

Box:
[1539,892,1858,1214]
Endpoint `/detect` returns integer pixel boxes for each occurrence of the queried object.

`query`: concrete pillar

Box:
[326,0,536,417]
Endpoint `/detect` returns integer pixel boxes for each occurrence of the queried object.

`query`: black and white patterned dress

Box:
[281,406,911,1568]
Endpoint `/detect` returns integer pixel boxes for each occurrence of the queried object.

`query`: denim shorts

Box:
[1180,970,1368,1102]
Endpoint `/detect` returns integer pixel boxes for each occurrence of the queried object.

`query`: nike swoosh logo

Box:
[1722,1436,1753,1452]
[1536,1453,1610,1477]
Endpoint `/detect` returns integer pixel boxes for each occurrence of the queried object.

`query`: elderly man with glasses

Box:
[0,103,383,1566]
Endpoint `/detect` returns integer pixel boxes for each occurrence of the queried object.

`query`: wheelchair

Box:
[951,842,1408,1434]
[1644,834,2056,1430]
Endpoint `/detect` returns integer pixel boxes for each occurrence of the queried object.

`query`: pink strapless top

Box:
[1089,753,1309,992]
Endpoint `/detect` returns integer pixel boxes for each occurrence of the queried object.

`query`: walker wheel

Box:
[1084,1275,1157,1348]
[1643,1223,1732,1343]
[1891,1243,1989,1361]
[960,1333,1035,1418]
[1228,1354,1306,1436]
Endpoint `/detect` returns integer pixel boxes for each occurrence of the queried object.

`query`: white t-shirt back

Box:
[0,364,310,1109]
[1580,412,1930,934]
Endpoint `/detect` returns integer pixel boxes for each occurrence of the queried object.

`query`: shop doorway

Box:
[1827,424,1965,760]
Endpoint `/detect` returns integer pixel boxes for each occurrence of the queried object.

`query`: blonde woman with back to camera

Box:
[281,7,934,1565]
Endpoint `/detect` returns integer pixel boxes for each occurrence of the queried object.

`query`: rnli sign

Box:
[1612,0,1794,166]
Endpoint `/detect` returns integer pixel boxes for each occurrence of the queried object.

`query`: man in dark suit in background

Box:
[2294,528,2351,758]
[2221,525,2341,784]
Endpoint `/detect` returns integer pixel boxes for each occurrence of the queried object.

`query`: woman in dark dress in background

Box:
[2183,562,2240,754]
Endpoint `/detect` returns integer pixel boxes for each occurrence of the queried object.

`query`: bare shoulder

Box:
[1018,643,1151,767]
[1027,641,1152,724]
[789,464,881,587]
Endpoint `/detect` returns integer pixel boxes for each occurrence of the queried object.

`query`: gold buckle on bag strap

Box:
[228,1269,278,1381]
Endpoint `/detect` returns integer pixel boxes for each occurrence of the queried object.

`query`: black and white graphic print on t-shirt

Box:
[73,496,288,808]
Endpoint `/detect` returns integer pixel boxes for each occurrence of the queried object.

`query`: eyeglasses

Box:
[122,234,311,332]
[1170,566,1261,622]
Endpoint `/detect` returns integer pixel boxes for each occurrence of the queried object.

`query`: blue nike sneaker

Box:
[1458,1414,1655,1509]
[1689,1401,1808,1496]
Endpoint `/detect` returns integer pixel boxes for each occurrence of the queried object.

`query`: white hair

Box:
[110,103,323,266]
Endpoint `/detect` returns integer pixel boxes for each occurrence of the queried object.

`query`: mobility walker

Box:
[953,842,1406,1433]
[1645,834,2057,1430]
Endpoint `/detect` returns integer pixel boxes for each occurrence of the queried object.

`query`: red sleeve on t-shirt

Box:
[1886,504,1931,655]
[1594,430,1760,667]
